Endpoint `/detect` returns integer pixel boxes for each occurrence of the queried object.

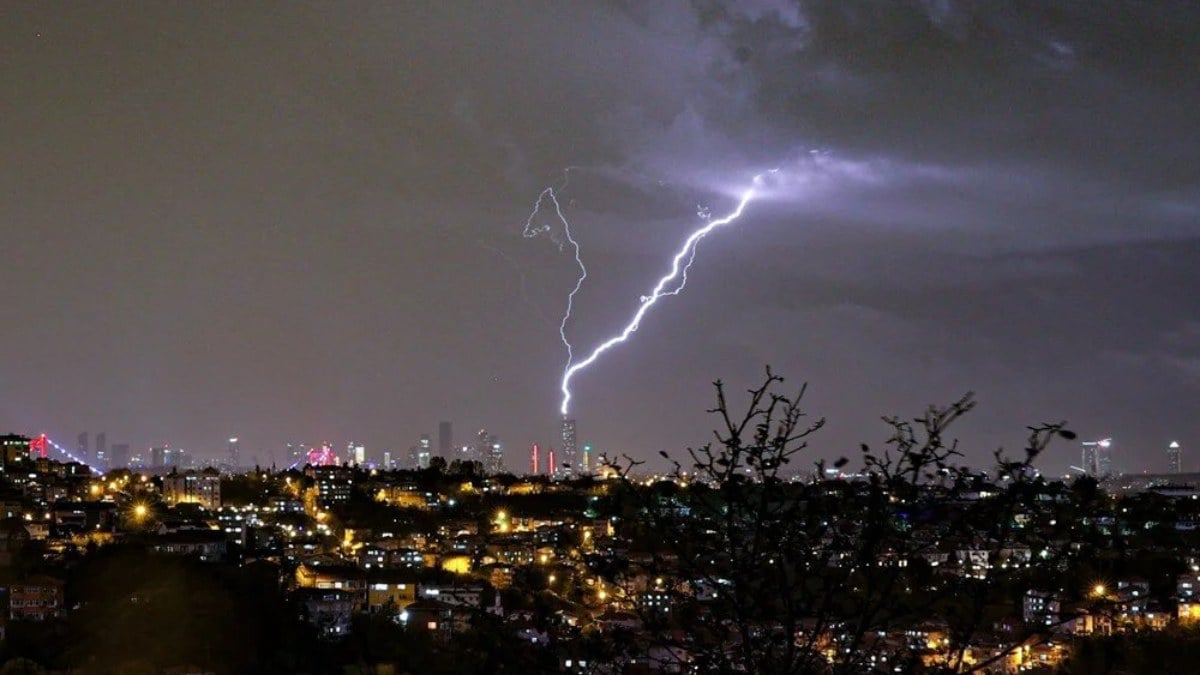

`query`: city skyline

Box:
[2,4,1198,474]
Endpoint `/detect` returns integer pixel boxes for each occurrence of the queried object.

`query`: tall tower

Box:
[416,434,432,469]
[547,447,556,478]
[561,418,578,476]
[1096,438,1113,475]
[1169,441,1182,474]
[95,433,107,464]
[438,422,453,458]
[530,443,540,475]
[477,430,503,475]
[348,442,366,465]
[77,432,89,461]
[228,437,241,467]
[109,443,129,470]
[1081,438,1113,476]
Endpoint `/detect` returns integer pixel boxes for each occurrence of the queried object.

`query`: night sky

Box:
[3,3,1198,474]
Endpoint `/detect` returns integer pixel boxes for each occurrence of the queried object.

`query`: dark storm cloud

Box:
[1,2,1197,473]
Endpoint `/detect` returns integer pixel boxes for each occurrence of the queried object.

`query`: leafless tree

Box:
[603,368,1085,674]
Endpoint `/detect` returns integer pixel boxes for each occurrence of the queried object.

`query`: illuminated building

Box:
[228,437,241,467]
[582,444,592,472]
[477,429,503,474]
[418,584,486,609]
[367,581,417,612]
[1170,441,1183,474]
[218,508,247,546]
[1097,440,1114,475]
[530,443,540,475]
[296,588,354,638]
[77,432,89,462]
[561,418,577,475]
[162,468,222,510]
[312,466,354,507]
[8,576,65,621]
[1023,590,1060,626]
[547,447,556,477]
[306,443,338,467]
[348,442,366,466]
[1081,438,1113,476]
[383,451,393,469]
[150,445,185,469]
[488,439,504,473]
[94,432,106,465]
[0,434,31,469]
[416,434,432,469]
[1180,602,1200,624]
[636,590,673,614]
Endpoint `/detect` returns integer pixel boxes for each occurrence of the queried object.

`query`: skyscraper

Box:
[438,421,452,458]
[476,429,503,474]
[1081,438,1113,476]
[76,432,89,461]
[95,433,107,464]
[547,447,556,478]
[228,437,241,467]
[530,443,540,475]
[109,443,129,469]
[560,418,577,475]
[1169,441,1183,474]
[1097,439,1114,475]
[150,445,184,469]
[417,434,432,469]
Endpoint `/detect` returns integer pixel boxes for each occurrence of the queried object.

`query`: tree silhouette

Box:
[605,368,1083,674]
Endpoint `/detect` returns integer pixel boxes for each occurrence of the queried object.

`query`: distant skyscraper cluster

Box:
[75,432,131,471]
[472,429,503,474]
[65,413,606,477]
[524,419,592,478]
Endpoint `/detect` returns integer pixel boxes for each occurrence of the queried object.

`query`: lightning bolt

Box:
[523,174,587,377]
[559,170,774,415]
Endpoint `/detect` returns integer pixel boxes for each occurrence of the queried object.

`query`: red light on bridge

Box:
[28,434,47,459]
